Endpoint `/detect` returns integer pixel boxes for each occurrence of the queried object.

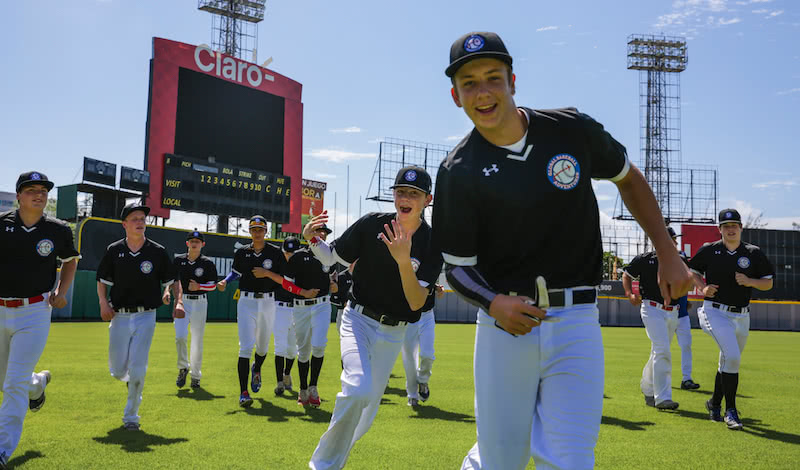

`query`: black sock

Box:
[711,371,724,407]
[253,353,266,373]
[298,360,310,390]
[284,358,295,375]
[310,355,324,387]
[275,356,285,384]
[237,358,249,393]
[721,372,739,410]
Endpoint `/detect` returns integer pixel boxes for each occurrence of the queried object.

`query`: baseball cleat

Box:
[123,421,141,431]
[656,399,679,410]
[274,382,285,396]
[250,365,261,393]
[297,389,310,407]
[190,378,200,389]
[724,408,743,430]
[705,399,723,422]
[239,391,253,408]
[283,373,293,392]
[308,386,321,408]
[408,398,419,406]
[680,379,700,390]
[29,370,51,412]
[176,368,189,388]
[644,395,655,407]
[0,450,7,469]
[418,383,430,402]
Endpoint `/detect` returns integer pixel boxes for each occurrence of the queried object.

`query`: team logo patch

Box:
[404,170,417,182]
[36,239,54,256]
[726,212,732,218]
[31,173,42,180]
[140,261,153,274]
[737,257,751,269]
[262,259,273,269]
[410,257,420,273]
[464,34,485,52]
[547,154,581,190]
[194,267,204,277]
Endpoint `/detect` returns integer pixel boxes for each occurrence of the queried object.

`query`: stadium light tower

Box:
[198,0,266,62]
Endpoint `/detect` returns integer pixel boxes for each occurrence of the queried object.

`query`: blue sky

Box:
[2,0,798,236]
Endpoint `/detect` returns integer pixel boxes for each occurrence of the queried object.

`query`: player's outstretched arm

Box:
[615,165,693,301]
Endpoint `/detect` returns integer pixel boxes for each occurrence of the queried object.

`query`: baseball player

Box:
[330,262,355,334]
[172,229,218,389]
[623,227,689,410]
[690,209,774,430]
[402,283,443,406]
[97,203,182,431]
[272,239,300,397]
[433,32,694,469]
[217,215,294,408]
[676,294,700,390]
[304,166,442,470]
[0,171,79,468]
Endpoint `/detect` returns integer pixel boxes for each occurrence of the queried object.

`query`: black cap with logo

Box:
[718,209,742,226]
[120,202,150,220]
[249,215,267,229]
[445,32,513,78]
[16,171,55,193]
[282,236,301,253]
[390,166,432,195]
[316,224,333,235]
[186,229,205,242]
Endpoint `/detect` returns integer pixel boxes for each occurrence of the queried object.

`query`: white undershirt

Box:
[499,108,529,153]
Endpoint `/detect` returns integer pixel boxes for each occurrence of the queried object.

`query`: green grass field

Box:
[5,322,800,469]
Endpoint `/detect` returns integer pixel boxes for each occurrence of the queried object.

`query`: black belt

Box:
[508,289,597,307]
[116,306,151,313]
[349,301,406,326]
[184,294,206,300]
[241,291,273,299]
[712,302,748,313]
[295,295,330,306]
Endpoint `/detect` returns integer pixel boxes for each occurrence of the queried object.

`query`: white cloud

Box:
[718,17,741,25]
[654,0,745,34]
[765,9,784,18]
[536,26,558,32]
[444,135,463,142]
[307,148,375,163]
[752,180,798,189]
[776,87,800,95]
[752,8,768,13]
[314,173,337,179]
[330,126,362,134]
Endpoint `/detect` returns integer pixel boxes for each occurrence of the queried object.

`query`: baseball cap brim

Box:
[389,183,431,194]
[445,52,513,78]
[121,205,150,220]
[17,179,55,192]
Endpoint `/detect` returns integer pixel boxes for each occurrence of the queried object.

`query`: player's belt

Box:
[711,302,749,314]
[0,295,45,308]
[184,294,206,300]
[116,306,150,313]
[241,291,275,299]
[646,300,677,312]
[295,295,331,307]
[508,287,597,307]
[348,301,407,327]
[276,301,293,307]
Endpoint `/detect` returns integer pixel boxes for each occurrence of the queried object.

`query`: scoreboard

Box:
[161,154,290,222]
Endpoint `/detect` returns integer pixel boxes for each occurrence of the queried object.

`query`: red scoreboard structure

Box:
[143,37,303,234]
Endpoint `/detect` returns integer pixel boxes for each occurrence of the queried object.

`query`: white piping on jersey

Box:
[163,280,175,288]
[442,252,478,267]
[100,278,114,286]
[58,255,82,263]
[762,275,774,279]
[21,226,37,233]
[231,268,242,275]
[607,158,630,183]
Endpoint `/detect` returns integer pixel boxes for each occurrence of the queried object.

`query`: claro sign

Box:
[193,44,274,88]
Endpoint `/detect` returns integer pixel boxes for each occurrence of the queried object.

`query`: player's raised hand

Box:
[657,252,694,303]
[488,294,545,336]
[379,219,412,265]
[217,280,227,292]
[703,284,719,297]
[303,211,330,241]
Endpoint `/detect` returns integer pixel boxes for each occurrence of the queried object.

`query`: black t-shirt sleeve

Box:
[331,215,368,264]
[96,246,114,284]
[753,249,775,279]
[231,249,246,275]
[689,244,711,274]
[160,249,178,284]
[56,224,80,261]
[624,254,644,279]
[582,112,629,181]
[417,246,444,288]
[432,163,479,266]
[204,259,218,283]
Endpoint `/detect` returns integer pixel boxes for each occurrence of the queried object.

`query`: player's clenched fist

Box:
[100,302,115,322]
[488,294,546,336]
[217,280,227,292]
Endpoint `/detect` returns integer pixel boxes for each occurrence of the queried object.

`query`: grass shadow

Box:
[175,386,226,401]
[601,416,655,431]
[671,387,752,399]
[226,398,307,422]
[379,398,397,405]
[299,406,333,424]
[741,418,800,445]
[408,404,475,423]
[92,427,188,453]
[383,385,408,397]
[674,408,716,422]
[7,450,44,468]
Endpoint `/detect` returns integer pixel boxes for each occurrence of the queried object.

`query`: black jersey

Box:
[173,254,218,294]
[432,107,629,295]
[0,210,80,298]
[96,238,178,310]
[284,249,331,297]
[330,268,353,308]
[689,240,774,308]
[332,212,443,322]
[421,286,437,312]
[624,251,689,305]
[231,242,285,293]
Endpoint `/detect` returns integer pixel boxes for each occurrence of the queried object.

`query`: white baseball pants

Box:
[237,295,274,358]
[0,298,51,460]
[174,297,207,380]
[675,315,693,381]
[461,304,604,470]
[108,310,156,425]
[309,305,407,470]
[639,303,679,404]
[402,309,435,399]
[294,300,331,362]
[273,302,297,359]
[698,301,749,373]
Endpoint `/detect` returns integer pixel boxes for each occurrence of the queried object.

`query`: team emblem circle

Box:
[737,257,751,269]
[410,257,420,273]
[404,170,417,182]
[31,173,42,181]
[140,261,153,274]
[36,239,54,257]
[726,212,732,218]
[464,34,485,52]
[194,267,204,277]
[547,154,581,190]
[262,259,273,270]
